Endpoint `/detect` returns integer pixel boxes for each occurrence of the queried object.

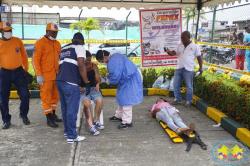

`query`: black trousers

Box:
[0,67,30,123]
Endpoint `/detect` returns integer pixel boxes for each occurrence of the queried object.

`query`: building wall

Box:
[1,12,60,25]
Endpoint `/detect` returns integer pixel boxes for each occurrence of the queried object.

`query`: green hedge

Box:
[194,71,250,129]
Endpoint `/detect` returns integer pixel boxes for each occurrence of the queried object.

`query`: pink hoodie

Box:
[151,101,179,115]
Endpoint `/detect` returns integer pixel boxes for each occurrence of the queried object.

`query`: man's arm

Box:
[32,42,42,76]
[197,56,203,73]
[164,47,177,56]
[166,49,177,56]
[75,45,89,84]
[19,40,29,71]
[196,45,203,73]
[77,57,89,83]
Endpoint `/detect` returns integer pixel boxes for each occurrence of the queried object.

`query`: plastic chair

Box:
[77,99,104,128]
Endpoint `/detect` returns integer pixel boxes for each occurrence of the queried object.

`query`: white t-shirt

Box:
[176,43,201,71]
[74,45,86,59]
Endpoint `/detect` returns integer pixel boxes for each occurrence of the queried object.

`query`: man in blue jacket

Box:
[96,50,143,129]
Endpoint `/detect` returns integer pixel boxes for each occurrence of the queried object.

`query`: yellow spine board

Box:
[159,121,184,143]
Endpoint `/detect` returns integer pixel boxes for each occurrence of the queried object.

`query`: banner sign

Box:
[139,8,182,67]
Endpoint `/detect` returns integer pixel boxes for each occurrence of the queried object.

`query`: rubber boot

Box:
[53,110,62,122]
[46,113,58,128]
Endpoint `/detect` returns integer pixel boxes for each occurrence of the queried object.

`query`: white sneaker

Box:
[172,99,182,105]
[89,126,100,136]
[67,135,86,144]
[94,121,105,130]
[185,101,192,107]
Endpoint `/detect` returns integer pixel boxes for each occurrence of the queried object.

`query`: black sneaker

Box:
[109,116,122,122]
[2,122,11,129]
[118,123,133,129]
[22,117,31,125]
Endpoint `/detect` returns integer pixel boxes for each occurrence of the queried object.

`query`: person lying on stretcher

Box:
[150,98,194,134]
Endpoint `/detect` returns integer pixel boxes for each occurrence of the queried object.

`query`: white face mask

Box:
[100,63,107,67]
[48,35,56,40]
[3,32,12,39]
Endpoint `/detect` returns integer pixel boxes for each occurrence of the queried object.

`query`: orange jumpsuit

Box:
[33,36,61,115]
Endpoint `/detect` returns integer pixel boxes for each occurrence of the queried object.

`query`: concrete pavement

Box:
[0,99,72,166]
[0,97,249,166]
[75,97,250,166]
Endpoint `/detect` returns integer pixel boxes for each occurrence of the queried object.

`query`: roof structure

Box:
[1,0,241,9]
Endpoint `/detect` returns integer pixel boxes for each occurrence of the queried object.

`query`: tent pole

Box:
[195,0,202,41]
[195,9,200,40]
[22,6,24,39]
[209,6,217,63]
[0,0,2,21]
[78,9,83,21]
[125,11,131,56]
[211,7,217,43]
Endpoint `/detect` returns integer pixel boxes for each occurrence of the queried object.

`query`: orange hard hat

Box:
[0,21,12,31]
[46,23,59,31]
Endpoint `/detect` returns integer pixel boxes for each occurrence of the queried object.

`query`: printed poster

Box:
[139,8,182,67]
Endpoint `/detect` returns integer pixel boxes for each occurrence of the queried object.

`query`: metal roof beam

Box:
[79,0,196,4]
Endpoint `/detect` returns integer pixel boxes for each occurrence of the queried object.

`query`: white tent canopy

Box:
[1,0,242,9]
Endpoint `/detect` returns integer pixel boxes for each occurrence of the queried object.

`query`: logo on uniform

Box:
[6,22,11,27]
[16,47,20,53]
[54,24,58,30]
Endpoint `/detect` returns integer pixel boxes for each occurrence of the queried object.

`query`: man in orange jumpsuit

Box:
[33,23,62,128]
[0,22,30,129]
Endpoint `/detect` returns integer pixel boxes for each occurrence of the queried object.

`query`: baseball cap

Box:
[46,23,59,31]
[0,21,12,31]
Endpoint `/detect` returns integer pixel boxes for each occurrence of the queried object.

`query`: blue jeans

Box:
[57,81,80,139]
[80,87,103,101]
[246,51,250,71]
[156,108,188,132]
[0,67,30,123]
[173,68,194,103]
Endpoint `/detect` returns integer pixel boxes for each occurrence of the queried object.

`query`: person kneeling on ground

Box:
[150,98,193,134]
[80,50,103,136]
